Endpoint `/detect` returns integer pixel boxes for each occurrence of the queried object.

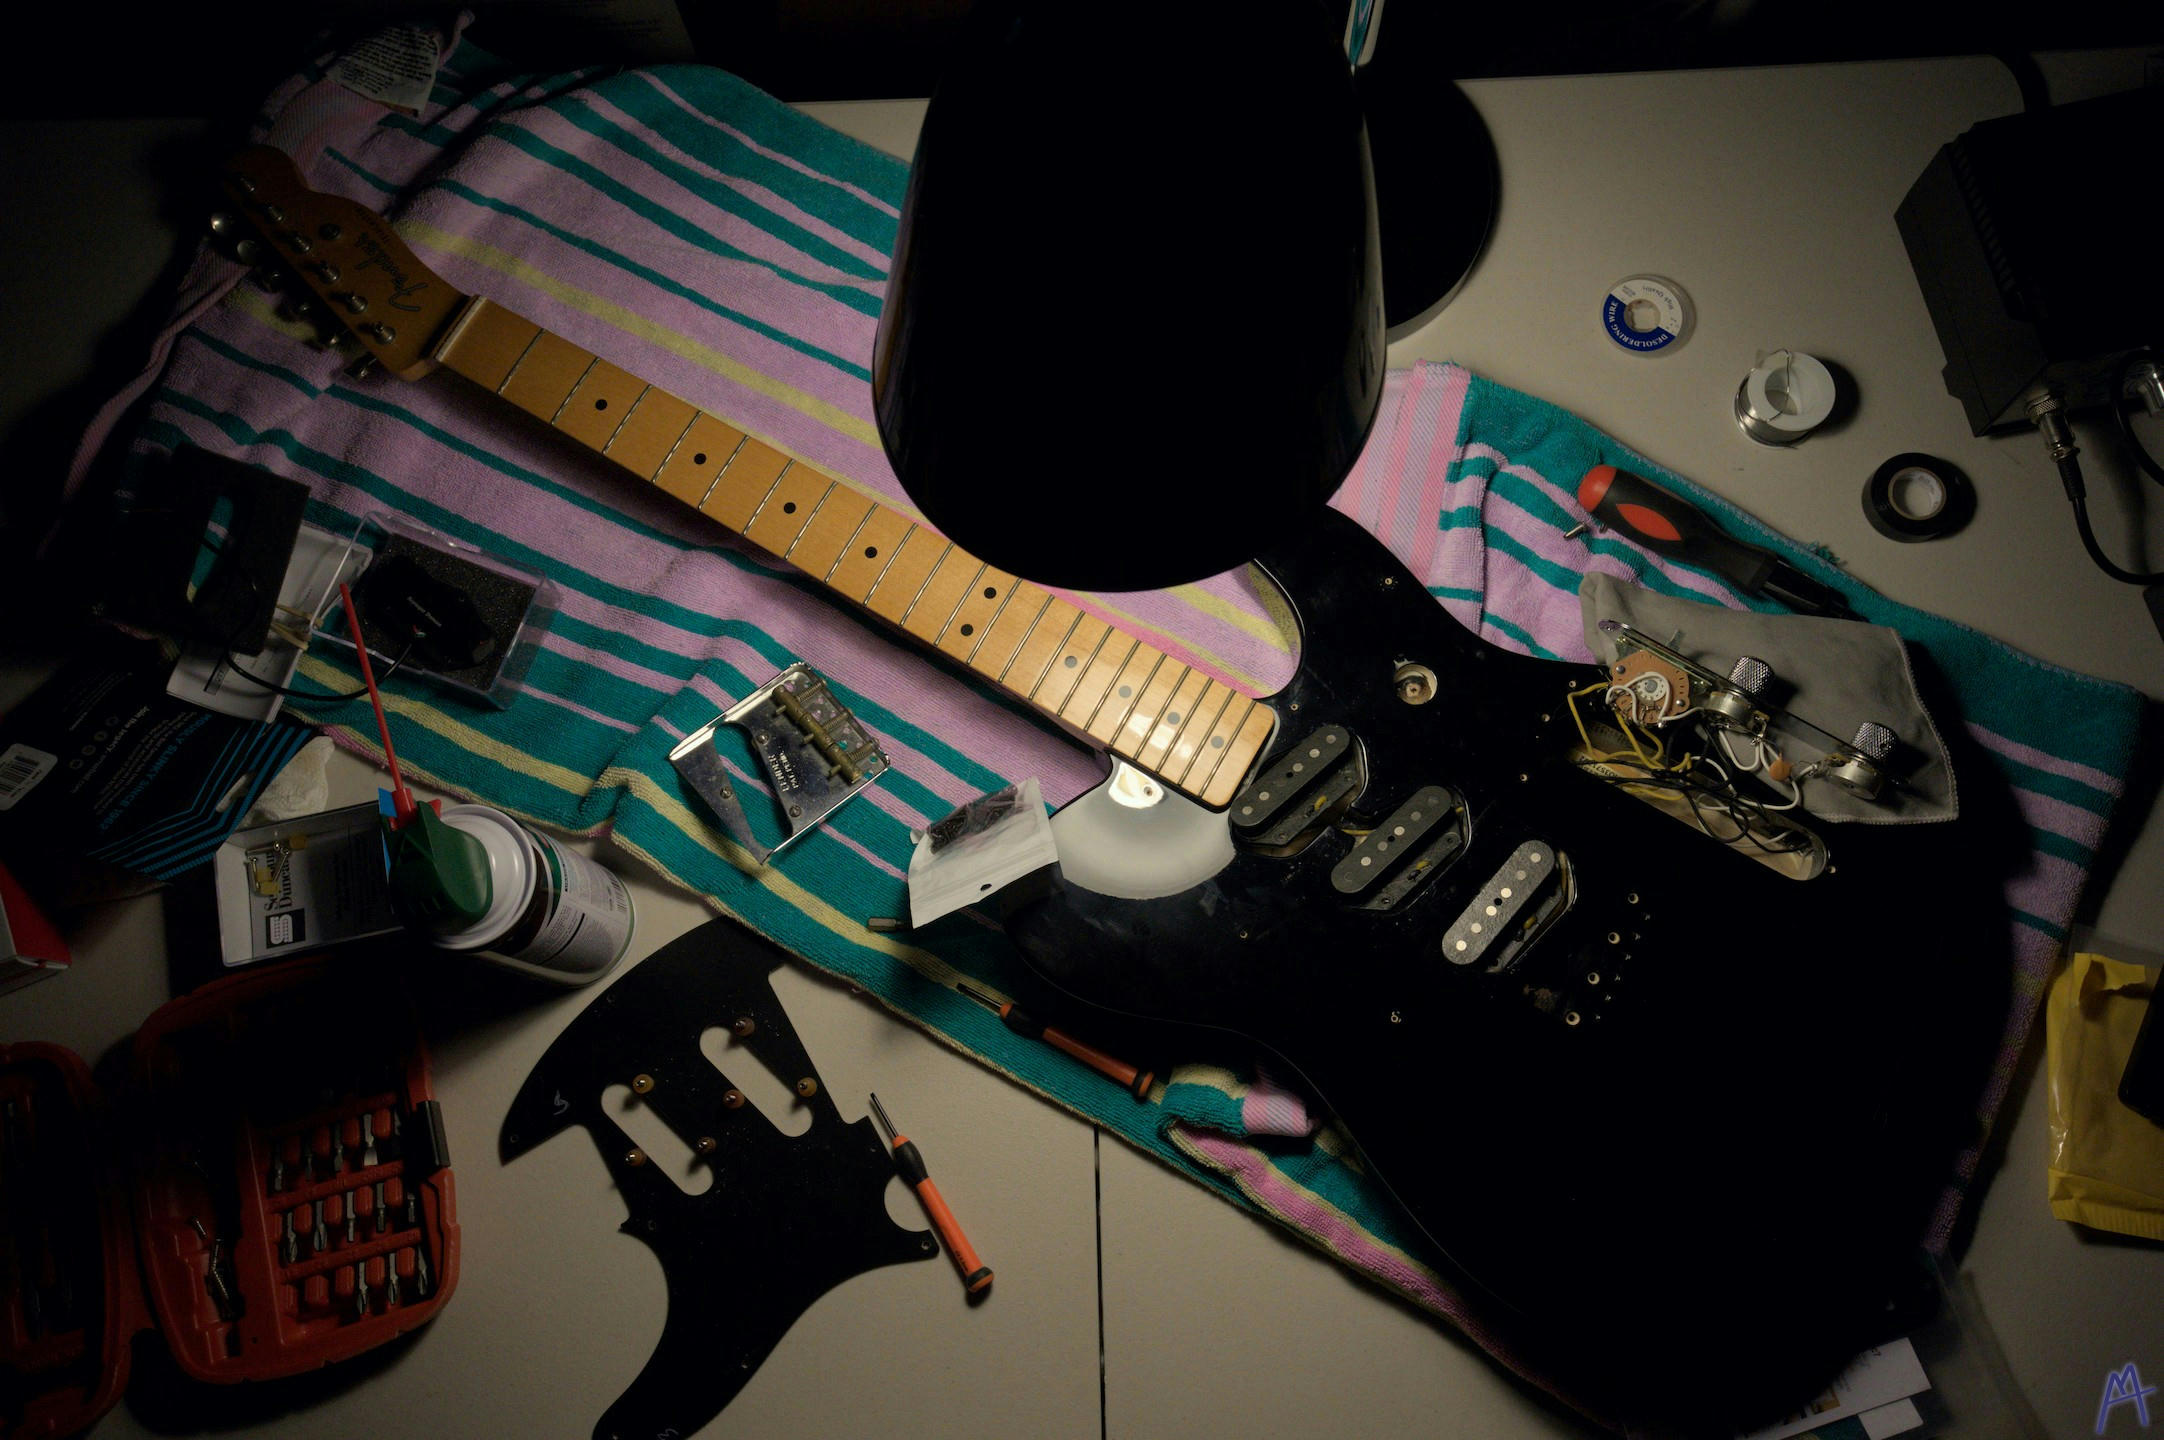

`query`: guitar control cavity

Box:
[1331,786,1463,908]
[1442,840,1574,973]
[1230,725,1357,843]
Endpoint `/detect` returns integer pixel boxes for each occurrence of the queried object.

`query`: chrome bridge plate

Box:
[669,662,888,864]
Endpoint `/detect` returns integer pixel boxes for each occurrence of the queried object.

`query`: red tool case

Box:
[2,955,458,1437]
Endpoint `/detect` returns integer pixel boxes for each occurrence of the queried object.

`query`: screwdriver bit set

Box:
[0,957,459,1434]
[132,953,458,1380]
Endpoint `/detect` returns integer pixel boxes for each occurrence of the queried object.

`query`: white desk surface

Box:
[3,46,2160,1440]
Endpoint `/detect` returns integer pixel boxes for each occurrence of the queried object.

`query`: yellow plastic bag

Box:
[2046,952,2164,1239]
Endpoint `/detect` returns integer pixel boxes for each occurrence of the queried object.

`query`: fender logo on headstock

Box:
[350,227,431,312]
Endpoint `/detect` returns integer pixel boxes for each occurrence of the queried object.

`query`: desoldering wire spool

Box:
[1864,453,1974,542]
[1734,349,1837,446]
[1601,275,1692,356]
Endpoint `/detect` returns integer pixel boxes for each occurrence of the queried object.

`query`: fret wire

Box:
[862,525,923,607]
[896,542,956,625]
[931,562,988,644]
[1023,609,1085,703]
[824,504,880,583]
[650,413,701,482]
[1100,651,1166,747]
[600,384,651,454]
[695,433,751,510]
[1044,623,1113,717]
[1189,698,1256,797]
[963,581,1023,667]
[548,356,600,425]
[1161,681,1230,782]
[494,327,545,395]
[740,460,797,531]
[781,481,840,561]
[1143,671,1212,765]
[1115,663,1189,756]
[994,593,1055,683]
[1077,637,1140,732]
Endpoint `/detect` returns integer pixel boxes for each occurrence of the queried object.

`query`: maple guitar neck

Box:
[420,297,1276,809]
[210,144,1275,808]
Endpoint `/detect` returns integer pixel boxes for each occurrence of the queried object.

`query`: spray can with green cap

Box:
[384,800,633,984]
[338,580,632,985]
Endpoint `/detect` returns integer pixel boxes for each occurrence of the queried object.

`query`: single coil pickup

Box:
[1441,841,1574,975]
[1331,785,1462,907]
[1230,725,1355,837]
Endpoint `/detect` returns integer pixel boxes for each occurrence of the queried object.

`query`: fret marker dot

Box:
[693,452,707,465]
[959,623,974,637]
[1167,712,1180,725]
[782,501,797,513]
[1065,655,1079,668]
[1118,685,1132,698]
[594,398,608,410]
[864,546,877,558]
[984,586,997,599]
[1210,736,1225,748]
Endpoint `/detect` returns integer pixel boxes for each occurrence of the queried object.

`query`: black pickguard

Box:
[1006,507,2012,1431]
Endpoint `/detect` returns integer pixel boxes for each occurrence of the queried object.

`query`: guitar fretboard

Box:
[430,297,1276,808]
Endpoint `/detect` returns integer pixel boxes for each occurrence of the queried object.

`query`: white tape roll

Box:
[1734,350,1836,445]
[1602,275,1692,356]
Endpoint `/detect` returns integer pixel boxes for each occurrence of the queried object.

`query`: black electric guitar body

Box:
[1006,507,2011,1431]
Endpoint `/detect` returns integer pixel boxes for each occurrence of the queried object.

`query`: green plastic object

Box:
[384,806,492,932]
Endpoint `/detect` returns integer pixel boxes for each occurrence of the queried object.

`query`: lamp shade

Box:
[871,0,1385,592]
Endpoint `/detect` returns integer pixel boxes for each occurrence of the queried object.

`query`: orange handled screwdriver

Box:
[957,983,1155,1099]
[869,1093,991,1296]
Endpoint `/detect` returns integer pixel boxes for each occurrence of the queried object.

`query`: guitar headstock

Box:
[211,146,466,379]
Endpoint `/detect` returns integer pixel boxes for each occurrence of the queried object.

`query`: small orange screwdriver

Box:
[957,983,1155,1099]
[870,1093,992,1296]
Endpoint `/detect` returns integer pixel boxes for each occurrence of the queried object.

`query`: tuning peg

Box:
[323,330,352,350]
[347,354,381,380]
[232,237,262,265]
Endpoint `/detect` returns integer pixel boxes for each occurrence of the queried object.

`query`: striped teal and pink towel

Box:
[84,24,2143,1421]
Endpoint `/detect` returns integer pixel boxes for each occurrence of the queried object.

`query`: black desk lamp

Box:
[872,0,1390,592]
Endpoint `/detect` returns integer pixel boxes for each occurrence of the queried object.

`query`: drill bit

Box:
[361,1112,379,1168]
[311,1198,328,1254]
[412,1248,431,1299]
[268,1149,285,1194]
[343,1190,358,1247]
[374,1180,389,1235]
[404,1188,419,1229]
[281,1209,299,1266]
[384,1253,402,1309]
[352,1260,370,1321]
[329,1122,345,1176]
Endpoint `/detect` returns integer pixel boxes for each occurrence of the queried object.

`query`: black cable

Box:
[2112,351,2164,489]
[2054,449,2164,586]
[223,639,412,702]
[195,532,421,702]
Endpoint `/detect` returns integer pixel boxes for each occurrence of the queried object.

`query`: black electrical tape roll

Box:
[1865,453,1974,542]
